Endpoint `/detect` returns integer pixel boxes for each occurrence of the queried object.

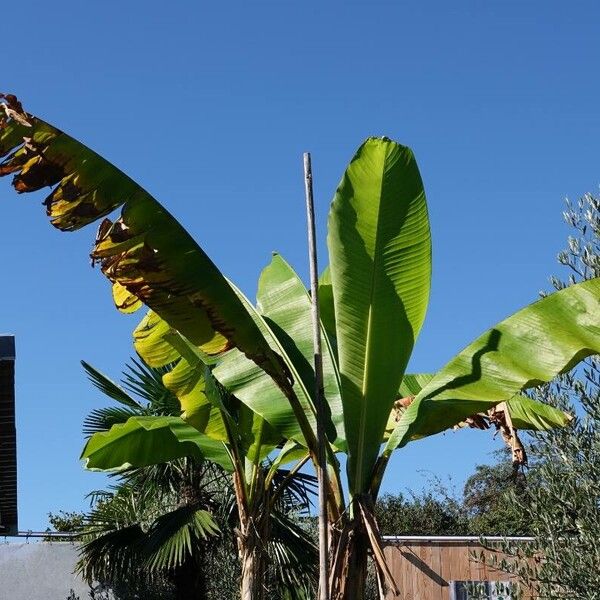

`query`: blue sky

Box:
[2,1,599,530]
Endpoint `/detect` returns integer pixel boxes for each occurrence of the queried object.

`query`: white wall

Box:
[0,542,90,600]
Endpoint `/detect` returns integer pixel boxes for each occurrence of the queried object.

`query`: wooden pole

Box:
[303,152,330,600]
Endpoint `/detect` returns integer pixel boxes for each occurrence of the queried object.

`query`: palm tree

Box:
[78,360,225,599]
[2,94,599,599]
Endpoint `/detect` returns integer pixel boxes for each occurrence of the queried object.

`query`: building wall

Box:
[0,537,529,599]
[383,539,525,600]
[0,336,18,536]
[0,542,90,600]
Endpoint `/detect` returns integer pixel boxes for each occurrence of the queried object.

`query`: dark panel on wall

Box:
[0,336,17,535]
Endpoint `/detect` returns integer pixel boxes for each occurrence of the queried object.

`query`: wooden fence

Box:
[382,536,532,599]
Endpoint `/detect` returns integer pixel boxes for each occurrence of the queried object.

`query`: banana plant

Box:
[80,353,318,600]
[133,252,581,600]
[317,139,598,598]
[0,93,323,600]
[2,95,599,600]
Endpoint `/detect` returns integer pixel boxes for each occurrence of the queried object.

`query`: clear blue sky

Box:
[2,1,599,531]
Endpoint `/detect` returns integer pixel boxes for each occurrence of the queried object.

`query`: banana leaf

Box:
[81,416,234,472]
[385,374,571,436]
[327,137,432,494]
[506,394,572,431]
[384,278,600,456]
[0,95,295,400]
[255,254,344,448]
[213,277,320,450]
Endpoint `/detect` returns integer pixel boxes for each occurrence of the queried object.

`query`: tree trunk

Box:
[342,536,369,600]
[329,496,395,600]
[329,516,370,600]
[239,534,267,600]
[171,556,207,600]
[234,470,270,600]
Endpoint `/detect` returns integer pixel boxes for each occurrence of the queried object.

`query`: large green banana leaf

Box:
[318,267,337,350]
[0,95,294,396]
[327,137,432,494]
[385,374,571,436]
[398,373,435,398]
[81,416,234,472]
[213,270,322,449]
[255,254,344,448]
[384,278,600,457]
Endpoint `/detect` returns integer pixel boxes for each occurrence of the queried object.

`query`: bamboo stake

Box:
[303,152,330,600]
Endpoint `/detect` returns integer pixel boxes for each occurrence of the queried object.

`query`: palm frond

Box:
[268,511,318,599]
[270,468,317,515]
[77,489,148,584]
[77,522,147,584]
[123,357,180,414]
[83,406,144,438]
[82,360,142,409]
[144,505,220,571]
[118,458,229,503]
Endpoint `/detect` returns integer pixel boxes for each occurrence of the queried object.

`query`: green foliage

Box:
[212,254,331,449]
[376,491,468,536]
[385,277,600,454]
[479,193,600,598]
[3,96,598,599]
[492,363,600,598]
[370,458,529,539]
[48,510,85,533]
[82,415,234,472]
[78,461,224,598]
[327,138,431,495]
[76,357,317,600]
[462,453,531,536]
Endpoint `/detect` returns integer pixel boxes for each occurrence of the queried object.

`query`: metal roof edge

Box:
[382,535,535,542]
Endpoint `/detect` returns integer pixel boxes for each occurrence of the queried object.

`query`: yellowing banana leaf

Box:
[384,278,600,456]
[135,313,221,372]
[0,95,293,396]
[134,311,182,368]
[162,355,214,433]
[136,310,283,462]
[81,416,233,472]
[327,137,432,495]
[112,282,143,314]
[201,351,282,463]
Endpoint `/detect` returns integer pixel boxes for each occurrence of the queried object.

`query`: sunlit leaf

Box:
[81,416,233,472]
[385,278,600,455]
[327,137,431,494]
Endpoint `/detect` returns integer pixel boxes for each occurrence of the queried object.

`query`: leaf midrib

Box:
[353,141,389,492]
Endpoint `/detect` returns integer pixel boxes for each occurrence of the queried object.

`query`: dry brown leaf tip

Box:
[0,94,31,127]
